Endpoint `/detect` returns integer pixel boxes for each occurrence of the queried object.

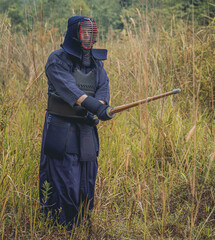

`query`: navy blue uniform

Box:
[39,46,110,229]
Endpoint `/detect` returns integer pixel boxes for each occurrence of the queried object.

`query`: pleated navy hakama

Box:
[39,113,98,230]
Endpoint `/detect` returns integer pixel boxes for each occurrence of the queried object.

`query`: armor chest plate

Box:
[47,68,97,118]
[72,68,96,97]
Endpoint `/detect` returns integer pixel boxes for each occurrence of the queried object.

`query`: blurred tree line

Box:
[0,0,214,34]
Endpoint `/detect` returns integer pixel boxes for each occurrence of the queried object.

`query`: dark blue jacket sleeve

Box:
[46,62,86,107]
[95,61,110,104]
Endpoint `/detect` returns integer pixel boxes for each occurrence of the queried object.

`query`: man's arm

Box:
[76,94,106,105]
[46,63,86,107]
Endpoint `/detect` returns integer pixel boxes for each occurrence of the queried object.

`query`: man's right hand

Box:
[81,96,115,121]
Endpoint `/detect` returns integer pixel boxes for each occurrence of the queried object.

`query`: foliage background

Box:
[0,0,215,239]
[1,0,215,33]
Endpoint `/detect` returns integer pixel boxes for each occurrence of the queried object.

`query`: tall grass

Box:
[0,9,215,239]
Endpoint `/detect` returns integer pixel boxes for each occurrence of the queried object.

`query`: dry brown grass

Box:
[0,11,215,239]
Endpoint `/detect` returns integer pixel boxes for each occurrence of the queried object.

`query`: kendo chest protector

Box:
[47,68,97,118]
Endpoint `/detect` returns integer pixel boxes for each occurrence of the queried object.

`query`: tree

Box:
[0,0,26,31]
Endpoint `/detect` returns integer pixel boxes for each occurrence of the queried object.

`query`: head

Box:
[61,16,97,58]
[79,19,97,50]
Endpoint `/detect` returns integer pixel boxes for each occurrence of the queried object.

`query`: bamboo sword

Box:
[107,89,181,116]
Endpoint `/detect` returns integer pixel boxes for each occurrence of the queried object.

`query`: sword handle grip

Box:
[106,107,116,118]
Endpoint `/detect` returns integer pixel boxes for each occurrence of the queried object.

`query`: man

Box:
[39,16,114,230]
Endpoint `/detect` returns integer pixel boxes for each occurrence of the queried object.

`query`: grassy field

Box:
[0,11,215,239]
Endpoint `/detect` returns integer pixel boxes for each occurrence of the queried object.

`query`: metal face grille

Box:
[79,19,97,50]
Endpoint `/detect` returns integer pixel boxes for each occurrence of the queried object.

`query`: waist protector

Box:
[47,68,96,118]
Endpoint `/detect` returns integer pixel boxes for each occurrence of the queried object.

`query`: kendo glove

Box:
[84,112,100,126]
[81,96,115,121]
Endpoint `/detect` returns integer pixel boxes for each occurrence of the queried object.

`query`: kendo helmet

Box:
[61,16,97,58]
[78,18,97,50]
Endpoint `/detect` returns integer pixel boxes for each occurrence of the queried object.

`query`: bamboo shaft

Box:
[109,89,181,115]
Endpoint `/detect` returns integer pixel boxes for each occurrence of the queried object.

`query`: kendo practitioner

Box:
[39,16,115,230]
